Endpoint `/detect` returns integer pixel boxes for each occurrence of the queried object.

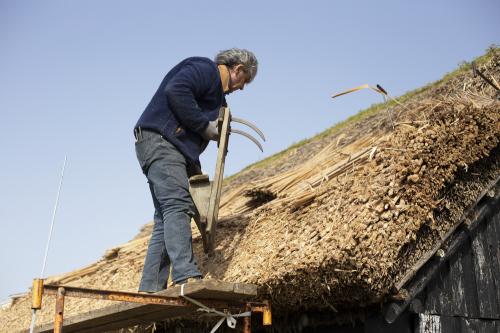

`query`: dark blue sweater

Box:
[135,57,226,166]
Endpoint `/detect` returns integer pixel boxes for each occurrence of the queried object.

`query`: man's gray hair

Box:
[214,48,258,82]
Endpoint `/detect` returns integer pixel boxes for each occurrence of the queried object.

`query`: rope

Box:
[180,284,251,333]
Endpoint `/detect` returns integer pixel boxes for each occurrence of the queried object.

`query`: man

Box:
[134,48,258,292]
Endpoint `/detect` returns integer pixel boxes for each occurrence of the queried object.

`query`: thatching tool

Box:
[189,107,265,254]
[332,84,398,129]
[472,61,500,100]
[331,84,381,99]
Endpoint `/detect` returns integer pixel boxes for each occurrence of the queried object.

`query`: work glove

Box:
[201,119,219,141]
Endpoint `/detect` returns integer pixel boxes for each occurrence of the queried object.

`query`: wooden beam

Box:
[206,107,231,254]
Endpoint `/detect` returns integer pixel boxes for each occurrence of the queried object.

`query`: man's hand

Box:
[201,119,219,141]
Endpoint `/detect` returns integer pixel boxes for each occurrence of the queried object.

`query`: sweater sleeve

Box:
[164,60,216,134]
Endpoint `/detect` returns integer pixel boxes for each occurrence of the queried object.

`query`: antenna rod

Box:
[29,156,67,333]
[40,156,67,277]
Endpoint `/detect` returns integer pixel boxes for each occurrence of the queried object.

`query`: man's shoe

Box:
[175,276,202,285]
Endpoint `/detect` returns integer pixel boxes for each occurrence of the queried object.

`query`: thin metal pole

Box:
[29,309,37,333]
[41,156,67,277]
[29,156,67,333]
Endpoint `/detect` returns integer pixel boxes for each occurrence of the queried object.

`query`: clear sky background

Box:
[0,0,498,302]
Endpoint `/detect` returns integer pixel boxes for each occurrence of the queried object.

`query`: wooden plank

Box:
[458,317,471,333]
[34,303,195,333]
[72,306,195,333]
[470,221,500,318]
[439,314,459,333]
[446,250,467,316]
[422,240,481,318]
[437,261,453,316]
[458,239,480,318]
[485,205,500,318]
[423,263,447,314]
[26,280,257,333]
[459,317,500,333]
[417,314,500,333]
[31,302,168,333]
[162,279,257,300]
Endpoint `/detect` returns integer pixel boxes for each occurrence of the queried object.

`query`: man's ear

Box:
[233,64,244,74]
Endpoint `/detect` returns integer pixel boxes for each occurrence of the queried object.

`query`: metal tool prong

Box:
[230,128,264,152]
[231,117,266,142]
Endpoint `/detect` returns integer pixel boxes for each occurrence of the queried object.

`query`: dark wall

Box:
[418,200,500,320]
[249,310,414,333]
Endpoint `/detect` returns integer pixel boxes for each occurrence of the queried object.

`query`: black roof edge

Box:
[383,177,500,324]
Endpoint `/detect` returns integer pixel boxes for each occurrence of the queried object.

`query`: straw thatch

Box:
[1,48,499,331]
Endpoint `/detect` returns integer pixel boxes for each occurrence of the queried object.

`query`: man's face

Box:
[227,64,249,94]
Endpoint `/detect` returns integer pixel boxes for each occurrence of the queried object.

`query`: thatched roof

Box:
[2,48,499,331]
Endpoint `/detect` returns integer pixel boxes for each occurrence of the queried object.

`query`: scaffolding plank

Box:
[163,279,257,300]
[72,306,196,333]
[25,280,257,333]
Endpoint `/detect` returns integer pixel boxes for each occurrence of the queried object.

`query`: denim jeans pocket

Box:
[135,136,155,174]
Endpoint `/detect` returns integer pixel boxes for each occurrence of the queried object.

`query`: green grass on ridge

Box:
[224,45,499,184]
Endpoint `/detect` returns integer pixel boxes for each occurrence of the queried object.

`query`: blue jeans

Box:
[135,130,202,292]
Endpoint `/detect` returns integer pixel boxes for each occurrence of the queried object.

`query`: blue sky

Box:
[0,0,498,301]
